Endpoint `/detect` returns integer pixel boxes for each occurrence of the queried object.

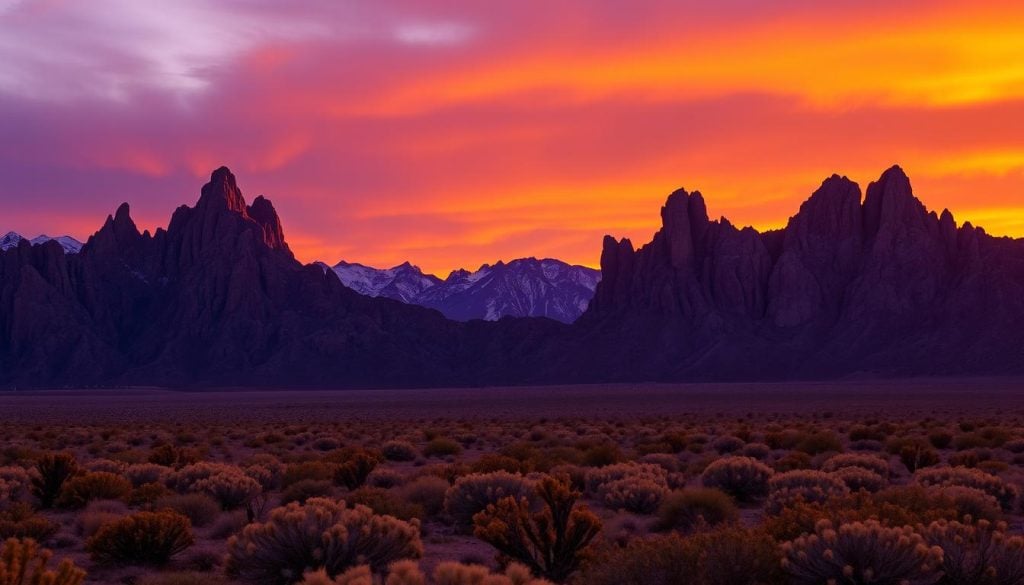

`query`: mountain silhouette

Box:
[577,165,1024,380]
[1,165,1022,388]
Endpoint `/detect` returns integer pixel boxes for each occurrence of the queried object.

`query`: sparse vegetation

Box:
[0,537,85,585]
[87,510,194,565]
[225,498,422,584]
[3,388,1024,584]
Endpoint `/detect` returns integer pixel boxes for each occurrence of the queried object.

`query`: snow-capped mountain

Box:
[1,232,83,254]
[327,257,600,323]
[331,261,442,303]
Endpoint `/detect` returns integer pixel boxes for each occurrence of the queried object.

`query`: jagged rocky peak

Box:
[168,166,292,256]
[779,174,864,260]
[85,201,141,256]
[198,166,248,214]
[659,188,709,268]
[863,164,931,240]
[248,195,290,253]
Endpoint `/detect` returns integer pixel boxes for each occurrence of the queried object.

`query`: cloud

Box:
[394,22,475,46]
[0,0,1023,275]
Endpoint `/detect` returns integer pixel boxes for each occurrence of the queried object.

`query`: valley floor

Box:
[0,377,1022,423]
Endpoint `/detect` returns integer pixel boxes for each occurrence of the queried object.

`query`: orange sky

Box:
[1,0,1022,275]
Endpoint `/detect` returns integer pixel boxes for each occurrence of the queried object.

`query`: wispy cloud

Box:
[394,21,475,46]
[0,0,1022,275]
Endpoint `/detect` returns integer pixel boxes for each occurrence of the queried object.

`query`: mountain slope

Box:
[329,258,600,323]
[577,165,1024,380]
[331,261,442,303]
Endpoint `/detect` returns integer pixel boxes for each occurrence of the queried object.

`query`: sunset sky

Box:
[1,0,1023,275]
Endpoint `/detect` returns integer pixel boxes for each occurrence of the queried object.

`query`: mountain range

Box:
[4,231,598,325]
[1,232,83,254]
[327,259,599,323]
[1,164,1022,388]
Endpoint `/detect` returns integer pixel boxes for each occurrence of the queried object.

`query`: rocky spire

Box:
[197,166,248,214]
[862,164,930,244]
[659,188,710,269]
[247,195,290,253]
[85,202,141,256]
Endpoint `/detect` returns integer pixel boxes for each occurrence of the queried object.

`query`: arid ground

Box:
[2,380,1023,585]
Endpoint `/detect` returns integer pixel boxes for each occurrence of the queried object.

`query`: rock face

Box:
[330,258,600,323]
[0,167,559,388]
[1,164,1022,388]
[579,165,1024,380]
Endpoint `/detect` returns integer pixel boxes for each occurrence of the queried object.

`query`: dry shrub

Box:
[0,504,58,541]
[367,469,404,489]
[638,453,681,473]
[83,459,125,474]
[915,466,1019,510]
[653,488,737,532]
[576,534,696,585]
[471,454,528,474]
[711,436,744,454]
[0,468,32,509]
[334,452,380,490]
[422,438,462,458]
[897,440,941,472]
[794,431,842,455]
[766,470,849,514]
[395,476,448,518]
[0,537,85,585]
[598,476,669,514]
[346,487,423,521]
[741,442,772,459]
[382,441,418,462]
[578,527,782,585]
[689,526,785,585]
[244,455,287,490]
[57,472,131,509]
[170,462,262,510]
[781,520,942,585]
[473,476,600,582]
[924,519,1024,585]
[444,472,534,527]
[925,486,1001,523]
[282,462,336,488]
[225,498,422,585]
[831,467,887,493]
[584,462,668,494]
[87,510,194,565]
[128,481,173,506]
[137,572,230,585]
[773,451,813,472]
[282,479,336,505]
[578,443,622,467]
[700,456,773,501]
[154,493,222,527]
[29,452,77,509]
[148,445,200,468]
[584,463,670,513]
[820,453,891,477]
[432,562,554,585]
[763,486,958,542]
[124,463,170,487]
